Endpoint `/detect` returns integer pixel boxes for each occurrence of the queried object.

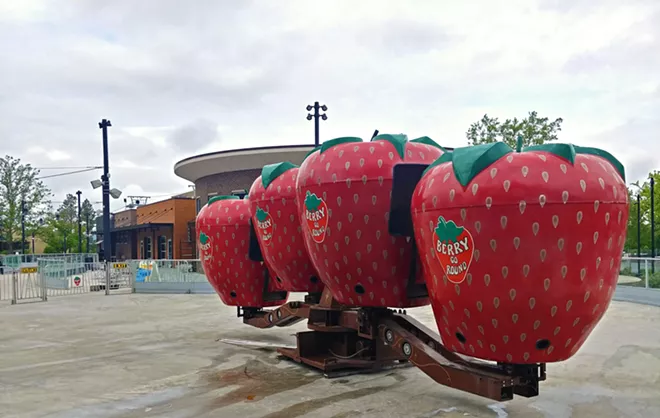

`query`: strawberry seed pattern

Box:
[412,147,628,364]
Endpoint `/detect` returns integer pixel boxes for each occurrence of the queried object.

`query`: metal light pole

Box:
[85,213,90,253]
[76,190,82,254]
[306,102,328,146]
[637,193,641,274]
[651,176,655,273]
[20,199,27,257]
[99,119,112,262]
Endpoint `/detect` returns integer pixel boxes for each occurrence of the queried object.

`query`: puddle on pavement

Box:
[204,357,321,409]
[199,354,407,417]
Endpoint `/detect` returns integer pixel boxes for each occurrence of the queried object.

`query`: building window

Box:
[140,241,144,259]
[195,197,201,213]
[167,239,173,259]
[158,236,167,259]
[145,237,152,259]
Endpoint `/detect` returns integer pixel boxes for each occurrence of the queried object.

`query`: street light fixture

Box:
[306,101,328,146]
[109,188,122,199]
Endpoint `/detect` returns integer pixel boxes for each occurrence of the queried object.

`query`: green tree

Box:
[466,111,564,148]
[627,172,660,255]
[39,215,71,254]
[81,199,95,225]
[0,155,51,252]
[40,194,96,253]
[81,199,95,252]
[626,184,649,254]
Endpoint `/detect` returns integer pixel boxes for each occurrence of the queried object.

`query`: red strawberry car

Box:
[248,162,324,293]
[411,141,628,363]
[296,134,444,307]
[196,195,288,307]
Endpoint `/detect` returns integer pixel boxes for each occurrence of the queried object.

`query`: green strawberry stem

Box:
[371,133,408,159]
[425,141,626,187]
[304,191,323,211]
[410,136,446,151]
[302,146,321,162]
[524,143,576,164]
[516,135,523,153]
[255,207,269,222]
[261,161,298,189]
[435,216,464,242]
[199,233,209,244]
[320,137,363,154]
[208,195,240,206]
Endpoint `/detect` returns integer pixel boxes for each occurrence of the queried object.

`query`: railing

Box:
[123,259,206,283]
[1,253,98,271]
[4,256,660,305]
[619,256,660,289]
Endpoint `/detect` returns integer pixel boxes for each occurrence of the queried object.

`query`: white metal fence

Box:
[0,269,46,304]
[2,256,659,305]
[619,256,660,289]
[0,258,208,304]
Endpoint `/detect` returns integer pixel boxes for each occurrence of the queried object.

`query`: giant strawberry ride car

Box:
[195,135,627,403]
[196,194,287,308]
[295,134,444,307]
[411,139,628,363]
[248,162,325,294]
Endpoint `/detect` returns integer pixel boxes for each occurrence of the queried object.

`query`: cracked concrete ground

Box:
[1,293,659,418]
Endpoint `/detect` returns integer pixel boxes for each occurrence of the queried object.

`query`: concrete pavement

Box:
[1,293,660,417]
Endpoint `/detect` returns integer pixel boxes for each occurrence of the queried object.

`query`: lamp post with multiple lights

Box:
[637,193,642,272]
[306,102,328,146]
[651,176,655,273]
[91,119,123,261]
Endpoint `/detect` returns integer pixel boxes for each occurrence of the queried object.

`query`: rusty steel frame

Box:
[237,287,545,402]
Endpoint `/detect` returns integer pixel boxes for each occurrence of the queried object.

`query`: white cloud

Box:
[0,0,658,209]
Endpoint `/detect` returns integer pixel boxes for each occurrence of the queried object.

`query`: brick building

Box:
[110,197,197,260]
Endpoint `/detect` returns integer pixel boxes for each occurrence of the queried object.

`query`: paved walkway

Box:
[617,275,642,284]
[1,293,660,417]
[614,285,660,307]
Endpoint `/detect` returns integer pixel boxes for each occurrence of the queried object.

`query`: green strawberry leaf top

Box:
[255,207,269,222]
[304,191,323,211]
[199,232,209,245]
[528,144,626,182]
[435,216,464,242]
[208,195,240,206]
[410,136,446,151]
[320,137,363,154]
[424,141,626,187]
[523,143,576,164]
[423,142,513,186]
[261,161,298,189]
[302,145,321,162]
[371,133,408,159]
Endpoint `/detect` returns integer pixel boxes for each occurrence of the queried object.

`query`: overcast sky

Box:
[1,0,658,212]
